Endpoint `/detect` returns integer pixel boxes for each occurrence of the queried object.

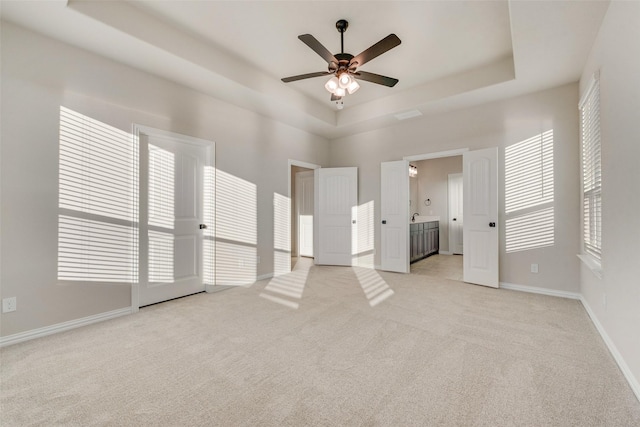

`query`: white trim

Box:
[447,172,463,256]
[288,159,321,215]
[206,284,234,294]
[287,159,321,276]
[499,282,581,300]
[131,283,140,313]
[577,254,603,279]
[580,296,640,403]
[0,307,132,348]
[133,124,215,148]
[404,148,468,162]
[438,251,453,255]
[213,273,273,288]
[288,159,321,171]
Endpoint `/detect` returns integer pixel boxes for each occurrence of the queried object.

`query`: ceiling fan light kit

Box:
[324,76,339,92]
[281,19,401,108]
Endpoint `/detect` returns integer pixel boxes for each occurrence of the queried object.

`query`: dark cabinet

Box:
[410,221,439,263]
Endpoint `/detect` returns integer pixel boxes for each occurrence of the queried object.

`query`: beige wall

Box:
[0,23,329,336]
[409,172,418,216]
[579,0,640,396]
[329,83,581,293]
[415,156,463,253]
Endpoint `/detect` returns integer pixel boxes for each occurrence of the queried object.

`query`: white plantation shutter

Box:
[580,74,602,259]
[58,107,138,283]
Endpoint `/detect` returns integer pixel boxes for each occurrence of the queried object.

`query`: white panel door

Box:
[296,171,314,257]
[140,133,210,306]
[314,167,357,266]
[463,147,499,287]
[448,173,464,255]
[380,160,409,273]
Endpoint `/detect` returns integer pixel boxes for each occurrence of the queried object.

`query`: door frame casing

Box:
[132,124,215,312]
[295,170,315,258]
[448,172,464,255]
[396,149,469,270]
[404,148,469,162]
[288,160,320,272]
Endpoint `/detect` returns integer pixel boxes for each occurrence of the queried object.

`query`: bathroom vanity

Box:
[410,218,439,263]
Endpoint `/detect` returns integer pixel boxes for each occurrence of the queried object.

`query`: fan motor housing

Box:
[330,53,355,74]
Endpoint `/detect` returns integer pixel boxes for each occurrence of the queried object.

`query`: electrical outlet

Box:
[2,297,17,313]
[531,263,539,273]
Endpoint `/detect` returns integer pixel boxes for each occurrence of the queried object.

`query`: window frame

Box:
[578,72,603,274]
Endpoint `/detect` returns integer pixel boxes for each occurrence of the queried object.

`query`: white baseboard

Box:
[205,284,235,293]
[0,307,132,348]
[438,251,453,255]
[256,273,273,281]
[580,297,640,403]
[499,282,581,300]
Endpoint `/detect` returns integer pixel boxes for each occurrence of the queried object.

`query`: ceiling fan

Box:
[281,19,401,107]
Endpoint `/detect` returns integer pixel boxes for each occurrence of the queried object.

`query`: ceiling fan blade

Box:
[298,34,339,64]
[330,94,342,101]
[350,34,401,68]
[353,71,399,87]
[281,71,331,83]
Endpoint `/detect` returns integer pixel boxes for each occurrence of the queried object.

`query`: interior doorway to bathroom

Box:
[289,160,319,270]
[406,151,464,282]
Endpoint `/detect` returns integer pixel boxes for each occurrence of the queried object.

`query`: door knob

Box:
[199,224,208,229]
[382,220,387,224]
[489,222,496,228]
[452,218,457,221]
[352,220,356,224]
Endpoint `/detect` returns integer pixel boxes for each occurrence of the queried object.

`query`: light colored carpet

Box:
[2,258,640,426]
[411,254,464,281]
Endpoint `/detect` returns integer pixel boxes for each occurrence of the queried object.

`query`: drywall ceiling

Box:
[0,0,610,139]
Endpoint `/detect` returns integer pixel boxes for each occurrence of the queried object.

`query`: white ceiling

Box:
[0,0,610,139]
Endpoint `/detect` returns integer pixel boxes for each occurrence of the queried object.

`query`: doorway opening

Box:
[405,150,465,282]
[288,160,320,271]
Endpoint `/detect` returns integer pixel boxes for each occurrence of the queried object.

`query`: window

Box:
[505,130,555,253]
[580,74,602,260]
